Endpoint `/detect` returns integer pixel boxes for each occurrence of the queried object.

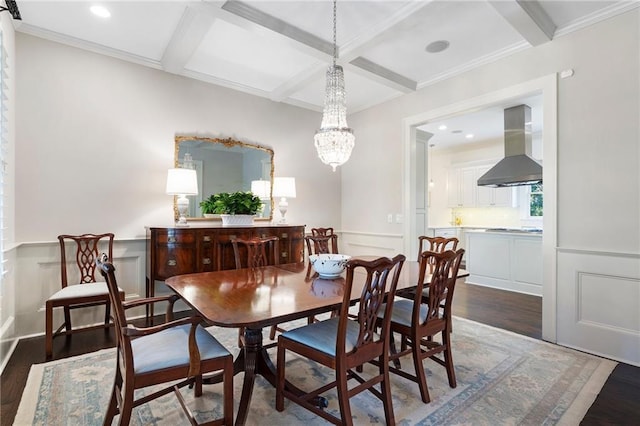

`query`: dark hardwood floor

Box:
[1,280,638,425]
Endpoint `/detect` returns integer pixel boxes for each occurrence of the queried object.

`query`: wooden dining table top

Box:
[165,259,469,329]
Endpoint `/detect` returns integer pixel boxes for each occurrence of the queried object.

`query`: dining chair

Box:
[396,235,459,303]
[311,227,335,237]
[304,232,339,276]
[417,236,459,262]
[231,236,280,343]
[276,255,406,426]
[378,249,464,403]
[97,254,234,426]
[45,233,124,359]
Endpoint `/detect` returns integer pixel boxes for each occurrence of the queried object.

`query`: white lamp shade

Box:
[273,177,296,198]
[166,168,198,195]
[251,179,271,199]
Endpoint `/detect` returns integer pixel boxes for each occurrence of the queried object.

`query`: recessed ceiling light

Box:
[425,40,450,54]
[438,124,447,130]
[465,133,474,139]
[90,5,111,18]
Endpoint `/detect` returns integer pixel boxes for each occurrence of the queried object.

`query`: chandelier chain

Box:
[332,0,337,67]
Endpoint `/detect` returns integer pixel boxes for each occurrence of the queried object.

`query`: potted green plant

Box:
[201,191,262,225]
[199,195,218,218]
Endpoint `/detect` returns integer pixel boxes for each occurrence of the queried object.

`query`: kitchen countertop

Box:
[465,228,543,236]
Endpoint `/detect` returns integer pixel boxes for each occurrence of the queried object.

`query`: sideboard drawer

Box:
[157,231,196,245]
[155,245,197,279]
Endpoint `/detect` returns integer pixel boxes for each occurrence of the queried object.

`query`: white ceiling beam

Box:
[270,1,431,102]
[349,57,416,92]
[203,1,331,62]
[489,0,556,46]
[161,4,216,74]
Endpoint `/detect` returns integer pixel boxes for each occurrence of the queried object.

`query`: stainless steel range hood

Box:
[477,104,542,187]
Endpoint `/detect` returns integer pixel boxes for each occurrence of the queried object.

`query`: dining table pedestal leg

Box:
[232,327,277,425]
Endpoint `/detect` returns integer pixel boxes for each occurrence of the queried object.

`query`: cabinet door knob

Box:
[281,252,288,258]
[168,236,177,243]
[281,233,288,238]
[202,258,211,265]
[167,259,177,266]
[203,236,212,242]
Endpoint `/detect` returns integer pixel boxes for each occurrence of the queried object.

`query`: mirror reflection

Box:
[174,136,274,221]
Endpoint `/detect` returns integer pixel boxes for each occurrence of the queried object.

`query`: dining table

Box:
[165,258,469,425]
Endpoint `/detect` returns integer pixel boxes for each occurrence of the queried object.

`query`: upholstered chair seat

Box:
[131,323,231,375]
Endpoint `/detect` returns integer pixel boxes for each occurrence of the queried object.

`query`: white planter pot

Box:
[220,214,255,227]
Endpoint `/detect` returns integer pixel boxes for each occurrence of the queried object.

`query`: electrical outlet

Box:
[395,214,403,223]
[387,214,393,223]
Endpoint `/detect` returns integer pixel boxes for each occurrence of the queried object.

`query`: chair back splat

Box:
[276,254,405,426]
[232,236,279,269]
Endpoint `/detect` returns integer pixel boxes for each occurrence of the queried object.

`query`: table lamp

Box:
[273,177,296,224]
[251,179,271,217]
[166,168,198,227]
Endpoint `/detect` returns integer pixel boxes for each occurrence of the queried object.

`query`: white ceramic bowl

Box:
[309,253,351,278]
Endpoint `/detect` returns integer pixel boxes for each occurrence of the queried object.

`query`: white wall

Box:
[16,34,341,241]
[0,10,16,370]
[9,34,342,355]
[343,10,639,364]
[345,11,639,253]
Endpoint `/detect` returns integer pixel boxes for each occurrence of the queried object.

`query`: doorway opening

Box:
[402,74,557,342]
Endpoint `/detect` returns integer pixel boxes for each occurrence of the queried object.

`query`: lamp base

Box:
[176,195,190,227]
[278,197,289,224]
[175,216,190,227]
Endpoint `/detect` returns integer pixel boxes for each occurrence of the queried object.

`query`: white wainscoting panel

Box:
[339,231,404,258]
[15,239,147,338]
[557,249,640,366]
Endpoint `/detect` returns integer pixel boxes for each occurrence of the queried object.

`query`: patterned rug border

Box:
[15,318,617,425]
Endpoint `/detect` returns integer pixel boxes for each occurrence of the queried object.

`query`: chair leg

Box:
[442,330,457,388]
[104,302,111,334]
[223,357,234,426]
[275,343,286,412]
[103,369,122,426]
[45,302,53,359]
[336,370,354,426]
[379,355,396,426]
[413,338,430,404]
[63,306,72,333]
[389,333,402,369]
[269,325,278,340]
[118,379,135,426]
[194,374,203,397]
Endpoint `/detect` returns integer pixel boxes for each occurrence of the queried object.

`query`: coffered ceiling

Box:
[13,0,637,114]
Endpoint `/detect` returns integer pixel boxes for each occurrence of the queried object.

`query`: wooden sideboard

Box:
[146,224,306,318]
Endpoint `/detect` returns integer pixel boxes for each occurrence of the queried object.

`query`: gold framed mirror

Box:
[174,136,274,222]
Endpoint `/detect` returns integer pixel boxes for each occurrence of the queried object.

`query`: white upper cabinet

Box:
[447,164,517,208]
[475,166,516,207]
[447,167,477,207]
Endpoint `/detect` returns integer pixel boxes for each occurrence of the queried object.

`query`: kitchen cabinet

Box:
[465,230,542,296]
[447,164,516,208]
[146,224,305,317]
[446,167,476,207]
[475,166,516,207]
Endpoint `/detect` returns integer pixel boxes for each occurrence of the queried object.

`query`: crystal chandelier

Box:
[314,0,354,172]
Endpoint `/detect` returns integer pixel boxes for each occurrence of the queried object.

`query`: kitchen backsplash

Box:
[430,207,523,228]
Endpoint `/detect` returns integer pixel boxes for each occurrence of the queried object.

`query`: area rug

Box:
[15,317,616,425]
